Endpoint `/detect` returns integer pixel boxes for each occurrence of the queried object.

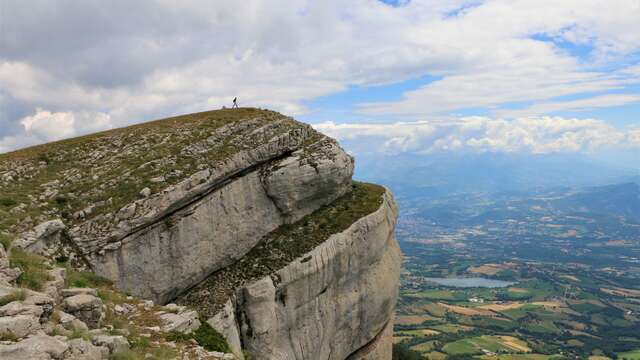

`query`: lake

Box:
[424,277,515,288]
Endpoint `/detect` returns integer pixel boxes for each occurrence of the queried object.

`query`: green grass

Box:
[465,317,518,331]
[429,324,473,333]
[522,320,560,335]
[65,268,113,288]
[618,349,640,360]
[443,339,480,355]
[501,304,545,320]
[9,247,51,290]
[569,302,604,314]
[166,322,230,353]
[0,288,27,306]
[0,197,17,207]
[443,336,529,356]
[68,328,92,341]
[403,289,465,301]
[0,233,12,251]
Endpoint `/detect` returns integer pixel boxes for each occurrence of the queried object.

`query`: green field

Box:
[443,335,530,355]
[618,350,640,360]
[395,249,640,360]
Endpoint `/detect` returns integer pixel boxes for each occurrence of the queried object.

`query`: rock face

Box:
[2,109,400,360]
[209,190,400,360]
[89,123,354,304]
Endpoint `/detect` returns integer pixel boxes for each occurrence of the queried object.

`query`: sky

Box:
[1,0,639,163]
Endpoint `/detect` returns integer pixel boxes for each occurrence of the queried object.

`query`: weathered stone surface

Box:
[12,220,67,257]
[91,130,353,304]
[346,319,394,360]
[0,334,69,360]
[0,313,41,338]
[207,299,243,359]
[65,338,109,359]
[0,246,21,286]
[92,335,129,355]
[159,309,201,334]
[43,268,66,301]
[57,311,89,332]
[262,138,354,222]
[61,294,104,329]
[60,288,97,298]
[3,110,398,360]
[211,190,400,360]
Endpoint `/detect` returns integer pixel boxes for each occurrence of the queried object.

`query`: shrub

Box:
[110,350,143,360]
[68,328,92,341]
[65,269,112,288]
[392,343,423,360]
[0,331,18,342]
[0,233,12,251]
[0,289,27,306]
[9,248,51,290]
[167,322,231,353]
[0,197,17,207]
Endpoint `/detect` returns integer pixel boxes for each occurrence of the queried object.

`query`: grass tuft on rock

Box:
[9,248,51,290]
[0,233,12,251]
[65,268,113,288]
[0,288,27,306]
[167,321,231,353]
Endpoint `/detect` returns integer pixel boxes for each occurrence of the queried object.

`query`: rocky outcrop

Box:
[81,123,351,304]
[1,109,400,360]
[0,248,235,359]
[208,190,400,360]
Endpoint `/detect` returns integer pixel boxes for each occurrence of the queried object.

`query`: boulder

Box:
[0,246,21,286]
[60,288,97,298]
[23,290,55,323]
[262,138,354,222]
[61,294,104,329]
[12,220,66,257]
[0,313,41,338]
[65,338,109,359]
[160,309,201,334]
[91,335,129,354]
[0,301,43,318]
[42,268,66,301]
[0,334,69,359]
[57,311,89,332]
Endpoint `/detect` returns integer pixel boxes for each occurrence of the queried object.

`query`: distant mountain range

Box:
[355,152,639,199]
[552,182,640,220]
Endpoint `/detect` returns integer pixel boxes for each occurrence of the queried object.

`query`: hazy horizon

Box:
[1,0,639,169]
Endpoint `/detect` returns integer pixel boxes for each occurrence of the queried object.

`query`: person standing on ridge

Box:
[232,97,238,108]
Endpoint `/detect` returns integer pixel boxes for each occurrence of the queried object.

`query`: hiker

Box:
[232,97,238,109]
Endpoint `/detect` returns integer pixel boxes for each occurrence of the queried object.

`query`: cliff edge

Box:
[0,108,400,359]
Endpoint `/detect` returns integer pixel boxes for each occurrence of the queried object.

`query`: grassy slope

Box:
[0,108,296,242]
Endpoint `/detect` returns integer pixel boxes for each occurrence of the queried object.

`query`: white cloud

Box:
[0,110,113,152]
[314,116,640,154]
[496,93,640,118]
[1,0,640,152]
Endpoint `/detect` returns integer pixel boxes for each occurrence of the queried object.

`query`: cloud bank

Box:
[1,0,639,153]
[315,117,640,154]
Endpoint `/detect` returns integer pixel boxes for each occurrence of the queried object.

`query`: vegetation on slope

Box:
[0,108,305,239]
[176,181,386,317]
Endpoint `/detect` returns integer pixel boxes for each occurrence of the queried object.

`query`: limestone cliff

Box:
[0,108,400,359]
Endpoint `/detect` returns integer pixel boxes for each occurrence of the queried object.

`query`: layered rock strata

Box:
[207,190,400,360]
[1,109,401,360]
